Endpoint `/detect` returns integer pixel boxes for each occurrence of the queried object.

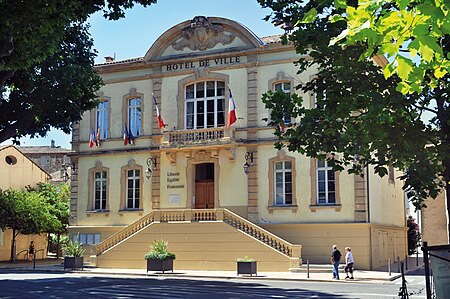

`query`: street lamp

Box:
[243,152,254,175]
[145,157,157,179]
[61,163,71,182]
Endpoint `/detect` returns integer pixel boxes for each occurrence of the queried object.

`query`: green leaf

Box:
[409,39,420,58]
[396,56,414,80]
[330,14,344,23]
[300,8,318,24]
[417,36,439,62]
[396,81,412,94]
[397,0,410,10]
[382,63,396,78]
[412,24,430,37]
[334,0,347,9]
[434,67,447,78]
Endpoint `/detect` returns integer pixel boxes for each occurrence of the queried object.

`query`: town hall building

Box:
[68,16,407,271]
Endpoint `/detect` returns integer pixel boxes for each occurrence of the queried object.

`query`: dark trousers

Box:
[345,262,354,274]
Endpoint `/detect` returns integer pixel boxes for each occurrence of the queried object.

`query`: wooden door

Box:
[195,180,214,209]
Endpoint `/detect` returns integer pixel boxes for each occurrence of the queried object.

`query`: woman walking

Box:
[344,247,354,279]
[28,241,35,262]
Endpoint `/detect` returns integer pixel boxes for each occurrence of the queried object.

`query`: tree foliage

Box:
[0,183,70,261]
[27,183,70,235]
[258,0,448,236]
[328,0,450,94]
[0,0,157,144]
[0,188,60,261]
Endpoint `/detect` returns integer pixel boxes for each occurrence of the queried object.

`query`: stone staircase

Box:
[95,209,302,271]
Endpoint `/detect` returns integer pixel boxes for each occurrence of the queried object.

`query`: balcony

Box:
[161,127,235,149]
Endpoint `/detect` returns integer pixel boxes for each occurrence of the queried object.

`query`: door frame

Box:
[186,154,219,209]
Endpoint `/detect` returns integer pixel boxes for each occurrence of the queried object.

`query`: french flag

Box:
[89,128,95,148]
[227,87,237,127]
[96,127,101,147]
[123,126,129,145]
[128,127,134,145]
[152,94,166,129]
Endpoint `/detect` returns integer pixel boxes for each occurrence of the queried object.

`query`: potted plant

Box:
[237,256,257,276]
[144,240,176,273]
[62,240,85,270]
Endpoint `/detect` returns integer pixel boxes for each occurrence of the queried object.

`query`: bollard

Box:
[307,260,310,278]
[416,249,419,267]
[397,256,400,273]
[388,258,391,276]
[33,251,36,270]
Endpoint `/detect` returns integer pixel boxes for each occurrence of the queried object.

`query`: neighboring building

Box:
[421,191,448,246]
[0,145,50,261]
[69,16,407,271]
[19,140,73,184]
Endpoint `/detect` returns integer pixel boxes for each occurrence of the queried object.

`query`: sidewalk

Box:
[0,255,424,283]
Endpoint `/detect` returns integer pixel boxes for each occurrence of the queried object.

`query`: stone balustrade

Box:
[161,127,234,148]
[96,208,301,260]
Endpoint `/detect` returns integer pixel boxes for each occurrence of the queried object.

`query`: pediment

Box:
[144,16,263,62]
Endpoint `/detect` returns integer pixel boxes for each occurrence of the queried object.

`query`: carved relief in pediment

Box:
[172,16,236,51]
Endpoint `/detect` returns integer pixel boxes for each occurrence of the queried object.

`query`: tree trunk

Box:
[9,228,16,263]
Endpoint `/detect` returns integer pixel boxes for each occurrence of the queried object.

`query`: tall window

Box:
[185,81,225,129]
[96,101,109,139]
[126,169,141,209]
[273,81,292,125]
[317,160,336,204]
[128,97,141,136]
[94,171,107,210]
[274,161,293,205]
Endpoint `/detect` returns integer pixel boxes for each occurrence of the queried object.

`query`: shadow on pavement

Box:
[0,271,362,299]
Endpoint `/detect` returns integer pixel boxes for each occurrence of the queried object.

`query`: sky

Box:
[9,0,283,149]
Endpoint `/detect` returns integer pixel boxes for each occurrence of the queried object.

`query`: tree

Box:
[0,189,59,262]
[27,183,70,258]
[258,0,449,241]
[0,0,157,144]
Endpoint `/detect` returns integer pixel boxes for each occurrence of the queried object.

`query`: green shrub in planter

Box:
[63,240,85,270]
[144,240,176,260]
[63,240,85,257]
[237,256,257,276]
[144,240,175,273]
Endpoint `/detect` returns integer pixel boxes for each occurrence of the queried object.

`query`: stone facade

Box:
[19,140,73,183]
[68,16,407,270]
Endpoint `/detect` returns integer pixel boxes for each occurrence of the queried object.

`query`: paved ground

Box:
[0,255,424,283]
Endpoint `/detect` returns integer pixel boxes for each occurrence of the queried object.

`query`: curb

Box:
[0,266,402,283]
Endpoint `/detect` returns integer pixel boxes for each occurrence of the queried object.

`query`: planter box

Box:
[237,261,257,276]
[146,258,174,273]
[64,256,84,270]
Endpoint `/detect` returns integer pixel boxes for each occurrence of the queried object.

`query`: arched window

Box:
[128,97,142,136]
[273,81,292,125]
[120,160,143,211]
[184,81,226,129]
[268,150,298,212]
[96,100,109,139]
[88,162,110,212]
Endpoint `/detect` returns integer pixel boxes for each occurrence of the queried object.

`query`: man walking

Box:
[331,244,342,279]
